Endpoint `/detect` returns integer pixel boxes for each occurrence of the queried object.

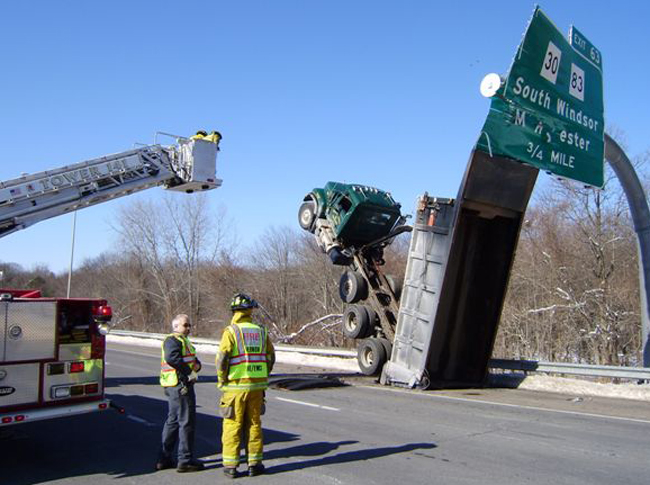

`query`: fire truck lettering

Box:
[0,386,16,396]
[50,175,65,187]
[62,171,80,184]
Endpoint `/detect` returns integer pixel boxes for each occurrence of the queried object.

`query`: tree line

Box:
[2,141,648,367]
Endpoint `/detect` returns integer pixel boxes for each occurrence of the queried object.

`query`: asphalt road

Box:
[2,342,650,485]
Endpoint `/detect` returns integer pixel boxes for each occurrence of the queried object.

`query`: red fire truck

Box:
[0,131,222,425]
[0,289,113,426]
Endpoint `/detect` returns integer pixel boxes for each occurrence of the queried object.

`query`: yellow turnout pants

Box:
[220,390,264,467]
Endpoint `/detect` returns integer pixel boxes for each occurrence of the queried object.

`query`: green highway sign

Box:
[477,7,604,187]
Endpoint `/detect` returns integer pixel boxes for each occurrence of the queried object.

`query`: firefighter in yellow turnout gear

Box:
[216,294,275,479]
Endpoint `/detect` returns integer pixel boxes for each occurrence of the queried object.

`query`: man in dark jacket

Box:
[156,314,205,473]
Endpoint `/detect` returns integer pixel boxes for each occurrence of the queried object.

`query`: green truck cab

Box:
[299,182,403,264]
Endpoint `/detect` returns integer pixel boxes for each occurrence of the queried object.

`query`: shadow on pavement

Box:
[266,440,358,460]
[0,393,300,485]
[265,441,437,474]
[106,372,361,389]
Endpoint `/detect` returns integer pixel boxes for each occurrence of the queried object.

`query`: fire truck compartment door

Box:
[1,301,57,362]
[0,363,40,406]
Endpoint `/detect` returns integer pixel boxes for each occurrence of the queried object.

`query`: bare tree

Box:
[247,226,301,338]
[111,194,232,333]
[497,138,642,365]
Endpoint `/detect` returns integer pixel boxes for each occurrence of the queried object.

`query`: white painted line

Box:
[126,414,156,427]
[275,396,340,412]
[358,385,650,425]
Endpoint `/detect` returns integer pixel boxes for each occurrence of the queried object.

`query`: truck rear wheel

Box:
[298,200,316,232]
[342,304,372,339]
[339,270,368,303]
[357,338,387,376]
[378,337,392,359]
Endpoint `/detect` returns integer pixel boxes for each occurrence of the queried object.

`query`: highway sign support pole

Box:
[605,134,650,368]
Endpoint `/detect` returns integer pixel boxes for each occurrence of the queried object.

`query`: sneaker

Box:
[155,458,174,471]
[248,463,265,477]
[223,467,238,479]
[177,461,205,473]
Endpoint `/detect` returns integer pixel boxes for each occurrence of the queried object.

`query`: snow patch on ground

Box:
[107,334,360,373]
[108,334,650,401]
[514,375,650,402]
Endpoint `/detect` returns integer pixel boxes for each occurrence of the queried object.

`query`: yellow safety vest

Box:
[223,322,269,391]
[160,334,198,387]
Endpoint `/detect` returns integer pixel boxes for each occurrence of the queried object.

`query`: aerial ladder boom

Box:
[0,134,222,238]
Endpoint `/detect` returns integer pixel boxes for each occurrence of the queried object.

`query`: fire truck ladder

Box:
[0,136,221,238]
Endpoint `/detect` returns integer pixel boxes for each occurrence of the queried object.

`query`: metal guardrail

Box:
[110,330,650,380]
[489,359,650,381]
[109,330,357,358]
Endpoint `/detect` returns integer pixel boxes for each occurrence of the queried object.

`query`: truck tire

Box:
[357,338,387,376]
[364,305,378,330]
[298,200,316,232]
[339,270,368,303]
[378,337,392,360]
[342,304,372,339]
[385,274,403,301]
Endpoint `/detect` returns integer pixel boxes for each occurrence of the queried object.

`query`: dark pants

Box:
[160,384,196,465]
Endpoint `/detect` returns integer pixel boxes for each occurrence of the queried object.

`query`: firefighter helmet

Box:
[230,293,258,311]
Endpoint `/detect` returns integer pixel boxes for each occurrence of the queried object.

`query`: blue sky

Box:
[1,1,648,273]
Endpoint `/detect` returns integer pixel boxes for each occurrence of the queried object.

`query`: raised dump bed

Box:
[381,150,538,388]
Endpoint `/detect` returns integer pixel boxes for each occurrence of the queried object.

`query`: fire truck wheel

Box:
[385,274,403,301]
[357,338,387,376]
[298,200,317,232]
[342,304,372,339]
[339,270,368,303]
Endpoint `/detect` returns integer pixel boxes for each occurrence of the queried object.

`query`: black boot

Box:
[177,460,205,473]
[249,463,265,476]
[155,458,174,471]
[223,467,238,479]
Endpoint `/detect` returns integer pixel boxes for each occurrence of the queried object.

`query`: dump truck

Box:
[298,181,411,375]
[300,148,537,387]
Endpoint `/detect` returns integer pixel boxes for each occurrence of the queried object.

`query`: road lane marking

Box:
[358,385,650,425]
[275,397,340,412]
[126,414,156,427]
